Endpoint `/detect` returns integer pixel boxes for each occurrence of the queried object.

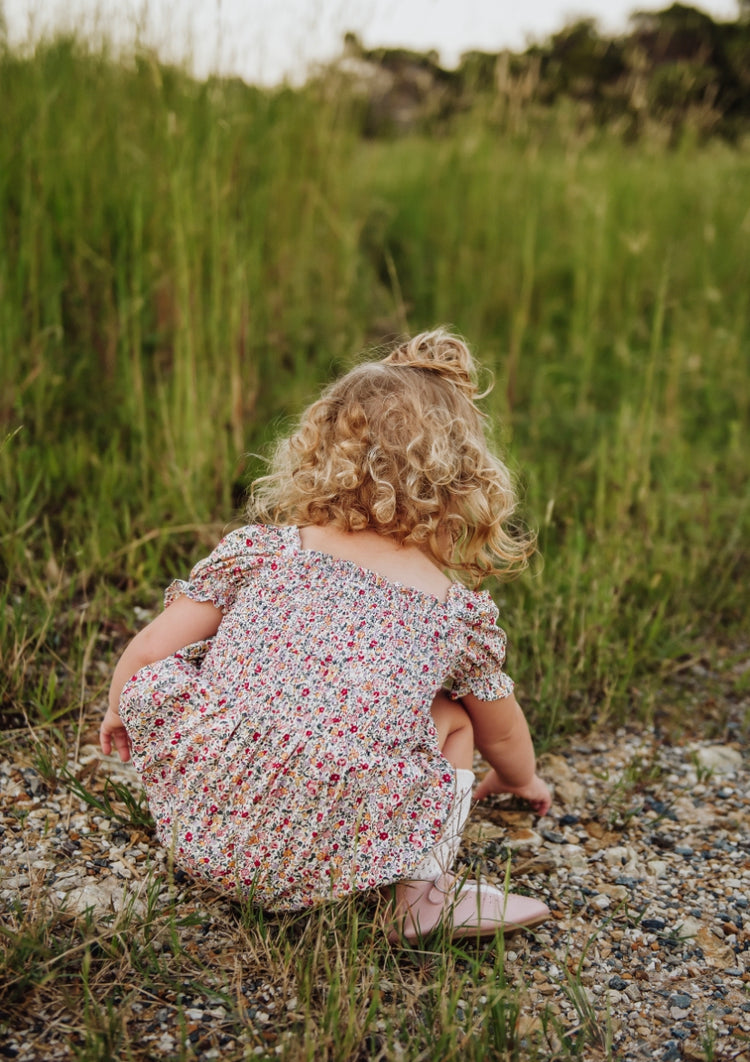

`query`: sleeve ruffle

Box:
[448,588,515,702]
[164,525,279,613]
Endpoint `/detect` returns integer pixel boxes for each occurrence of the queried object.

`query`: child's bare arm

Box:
[100,596,222,762]
[461,691,552,815]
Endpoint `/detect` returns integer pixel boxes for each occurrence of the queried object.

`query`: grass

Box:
[0,840,607,1062]
[2,34,747,743]
[0,23,748,1062]
[2,33,749,739]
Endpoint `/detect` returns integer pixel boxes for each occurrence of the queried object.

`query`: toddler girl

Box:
[100,329,551,941]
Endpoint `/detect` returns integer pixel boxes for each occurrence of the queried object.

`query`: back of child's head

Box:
[250,329,534,584]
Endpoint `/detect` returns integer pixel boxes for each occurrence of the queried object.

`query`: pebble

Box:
[676,916,703,939]
[641,917,667,931]
[690,745,742,774]
[646,859,669,878]
[2,693,748,1062]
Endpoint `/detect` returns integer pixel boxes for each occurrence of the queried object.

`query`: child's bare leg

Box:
[389,693,474,904]
[430,690,474,770]
[388,692,549,941]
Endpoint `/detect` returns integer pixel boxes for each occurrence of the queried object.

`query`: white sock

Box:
[407,767,475,880]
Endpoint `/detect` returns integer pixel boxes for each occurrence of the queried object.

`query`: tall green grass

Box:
[1,32,748,737]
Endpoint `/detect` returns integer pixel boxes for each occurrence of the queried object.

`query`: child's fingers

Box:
[111,729,131,763]
[100,723,131,763]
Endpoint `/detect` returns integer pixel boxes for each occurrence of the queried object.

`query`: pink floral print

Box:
[119,525,513,910]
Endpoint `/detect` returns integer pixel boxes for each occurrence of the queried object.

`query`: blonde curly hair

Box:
[249,329,534,586]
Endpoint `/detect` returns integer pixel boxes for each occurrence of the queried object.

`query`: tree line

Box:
[338,3,750,141]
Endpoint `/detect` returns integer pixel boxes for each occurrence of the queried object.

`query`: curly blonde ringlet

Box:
[248,329,535,587]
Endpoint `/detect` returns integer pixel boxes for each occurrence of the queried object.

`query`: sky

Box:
[2,0,743,85]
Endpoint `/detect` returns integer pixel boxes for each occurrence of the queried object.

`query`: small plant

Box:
[699,1016,718,1062]
[61,769,154,830]
[689,750,715,786]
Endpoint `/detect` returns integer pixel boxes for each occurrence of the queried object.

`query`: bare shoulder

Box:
[298,525,452,602]
[392,548,452,601]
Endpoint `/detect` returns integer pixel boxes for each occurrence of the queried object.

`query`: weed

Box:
[689,751,715,786]
[61,769,154,831]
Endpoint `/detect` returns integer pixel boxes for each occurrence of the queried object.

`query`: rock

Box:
[559,844,589,871]
[539,754,586,808]
[695,926,738,968]
[505,828,542,849]
[676,916,703,939]
[646,859,669,878]
[62,877,146,918]
[1,873,29,889]
[463,820,506,843]
[539,828,566,844]
[689,745,743,775]
[603,845,639,870]
[598,884,630,901]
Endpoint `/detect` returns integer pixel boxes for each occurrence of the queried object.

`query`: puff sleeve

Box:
[164,525,277,613]
[448,589,515,702]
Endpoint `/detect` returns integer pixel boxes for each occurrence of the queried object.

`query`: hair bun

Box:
[382,329,480,399]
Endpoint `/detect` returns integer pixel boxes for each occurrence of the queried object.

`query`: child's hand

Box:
[473,769,552,817]
[100,705,131,763]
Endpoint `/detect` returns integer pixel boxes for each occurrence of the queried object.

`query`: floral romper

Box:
[119,524,514,910]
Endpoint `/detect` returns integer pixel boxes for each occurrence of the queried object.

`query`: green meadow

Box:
[0,29,748,1060]
[2,35,747,739]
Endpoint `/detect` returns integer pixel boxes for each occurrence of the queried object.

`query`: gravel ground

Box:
[1,654,748,1060]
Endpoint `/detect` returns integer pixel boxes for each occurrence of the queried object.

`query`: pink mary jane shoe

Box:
[389,873,549,944]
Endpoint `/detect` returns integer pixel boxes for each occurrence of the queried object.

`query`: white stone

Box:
[646,859,669,878]
[62,877,146,918]
[559,844,589,872]
[690,745,743,775]
[603,845,639,870]
[1,874,29,889]
[538,753,586,807]
[676,916,703,940]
